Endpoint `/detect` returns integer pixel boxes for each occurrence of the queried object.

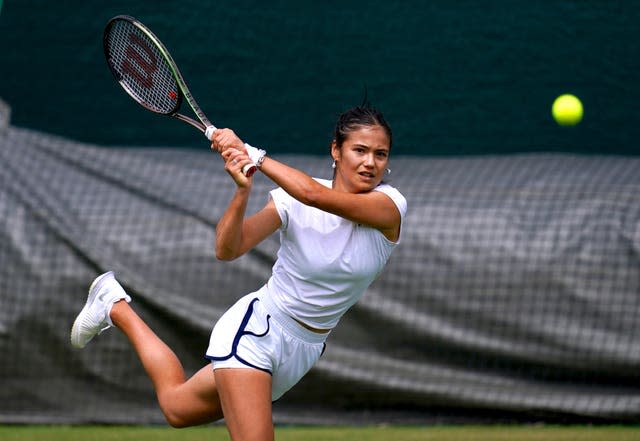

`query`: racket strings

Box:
[106,21,179,114]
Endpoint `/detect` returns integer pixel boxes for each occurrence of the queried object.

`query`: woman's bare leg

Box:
[110,300,223,427]
[215,368,274,441]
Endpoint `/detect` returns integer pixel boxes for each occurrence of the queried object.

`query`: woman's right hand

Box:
[221,148,253,188]
[211,128,252,187]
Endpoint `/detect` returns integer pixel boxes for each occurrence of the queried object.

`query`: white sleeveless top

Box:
[263,178,407,329]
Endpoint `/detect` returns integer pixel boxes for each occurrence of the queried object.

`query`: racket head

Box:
[103,15,182,116]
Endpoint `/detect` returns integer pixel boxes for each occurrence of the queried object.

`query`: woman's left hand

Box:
[210,128,244,153]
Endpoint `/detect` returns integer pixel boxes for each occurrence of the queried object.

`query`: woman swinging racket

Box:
[71,105,407,441]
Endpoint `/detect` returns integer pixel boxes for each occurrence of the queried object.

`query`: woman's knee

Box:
[158,392,222,428]
[163,412,191,429]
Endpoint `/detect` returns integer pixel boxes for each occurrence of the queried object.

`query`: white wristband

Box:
[244,143,267,168]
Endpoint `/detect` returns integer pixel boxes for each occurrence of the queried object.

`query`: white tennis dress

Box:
[207,178,407,400]
[267,178,407,329]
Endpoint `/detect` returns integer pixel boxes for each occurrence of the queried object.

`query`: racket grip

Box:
[242,163,257,177]
[242,143,265,177]
[204,125,217,141]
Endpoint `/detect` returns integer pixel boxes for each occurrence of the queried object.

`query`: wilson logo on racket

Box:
[121,33,158,89]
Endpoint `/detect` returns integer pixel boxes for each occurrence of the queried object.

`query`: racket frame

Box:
[104,15,214,133]
[103,15,257,175]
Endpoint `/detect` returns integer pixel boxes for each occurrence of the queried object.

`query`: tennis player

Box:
[70,105,407,441]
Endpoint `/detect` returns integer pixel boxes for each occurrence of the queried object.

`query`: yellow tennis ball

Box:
[552,94,583,126]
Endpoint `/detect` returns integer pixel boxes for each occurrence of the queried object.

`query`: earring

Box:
[386,168,391,175]
[332,160,336,169]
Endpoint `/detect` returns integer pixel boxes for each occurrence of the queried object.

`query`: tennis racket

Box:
[103,15,256,176]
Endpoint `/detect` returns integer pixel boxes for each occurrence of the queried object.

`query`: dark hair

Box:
[333,105,392,149]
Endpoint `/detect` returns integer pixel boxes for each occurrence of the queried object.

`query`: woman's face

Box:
[331,125,390,193]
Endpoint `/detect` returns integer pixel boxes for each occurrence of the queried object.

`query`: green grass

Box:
[1,425,639,441]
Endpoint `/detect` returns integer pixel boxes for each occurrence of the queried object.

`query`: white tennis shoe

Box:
[70,271,131,348]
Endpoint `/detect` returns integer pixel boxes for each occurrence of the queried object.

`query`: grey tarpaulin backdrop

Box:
[1,107,639,424]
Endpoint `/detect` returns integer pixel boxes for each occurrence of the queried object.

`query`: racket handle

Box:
[242,163,258,177]
[204,125,217,141]
[242,143,265,177]
[207,126,257,177]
